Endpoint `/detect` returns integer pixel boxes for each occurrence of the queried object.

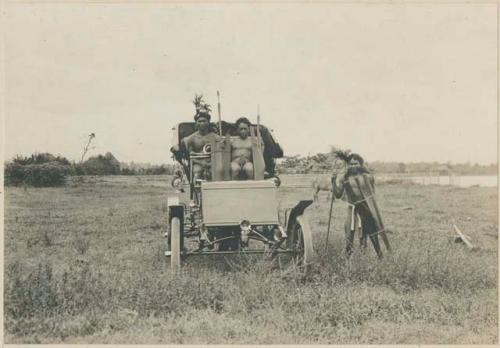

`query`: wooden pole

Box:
[325,189,335,250]
[453,224,474,249]
[217,91,222,136]
[257,106,264,154]
[252,105,265,180]
[257,105,261,147]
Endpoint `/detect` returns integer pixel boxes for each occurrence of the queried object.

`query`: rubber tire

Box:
[170,217,182,272]
[292,215,315,269]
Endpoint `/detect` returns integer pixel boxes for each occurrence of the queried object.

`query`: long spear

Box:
[326,159,343,250]
[325,179,335,250]
[217,91,222,136]
[256,105,262,149]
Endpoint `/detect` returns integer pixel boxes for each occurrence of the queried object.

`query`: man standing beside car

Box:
[332,153,382,257]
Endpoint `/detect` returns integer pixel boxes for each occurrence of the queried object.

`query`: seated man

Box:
[230,117,261,180]
[171,111,220,181]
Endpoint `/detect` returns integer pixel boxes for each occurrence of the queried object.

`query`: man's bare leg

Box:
[345,212,355,257]
[192,164,203,182]
[243,162,254,180]
[230,161,241,180]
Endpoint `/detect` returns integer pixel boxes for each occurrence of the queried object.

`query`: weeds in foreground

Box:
[72,235,90,255]
[4,179,497,343]
[5,234,496,342]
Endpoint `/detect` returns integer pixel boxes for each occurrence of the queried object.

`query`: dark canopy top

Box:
[176,121,283,159]
[172,121,283,177]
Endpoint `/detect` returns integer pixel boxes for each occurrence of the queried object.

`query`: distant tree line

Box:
[120,163,175,176]
[277,151,497,176]
[5,150,496,187]
[368,161,497,176]
[4,152,176,187]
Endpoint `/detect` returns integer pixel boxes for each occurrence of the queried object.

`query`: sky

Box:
[3,3,498,165]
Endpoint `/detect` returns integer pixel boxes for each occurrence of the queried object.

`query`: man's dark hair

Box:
[235,117,252,128]
[346,153,370,176]
[194,111,211,122]
[347,153,364,166]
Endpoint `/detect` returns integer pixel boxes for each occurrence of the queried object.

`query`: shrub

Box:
[5,161,71,187]
[79,152,120,175]
[12,153,70,166]
[119,163,176,175]
[120,167,137,175]
[4,162,26,186]
[143,165,172,175]
[71,163,86,176]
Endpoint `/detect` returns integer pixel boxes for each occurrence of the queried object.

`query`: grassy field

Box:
[3,174,498,344]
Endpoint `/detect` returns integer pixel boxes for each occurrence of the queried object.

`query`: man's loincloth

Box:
[233,156,251,167]
[347,204,362,232]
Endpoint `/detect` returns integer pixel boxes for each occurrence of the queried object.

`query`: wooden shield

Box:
[210,135,232,181]
[345,173,391,251]
[250,126,265,180]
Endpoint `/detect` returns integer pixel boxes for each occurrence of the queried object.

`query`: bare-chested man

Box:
[332,153,382,257]
[172,111,220,181]
[230,117,257,180]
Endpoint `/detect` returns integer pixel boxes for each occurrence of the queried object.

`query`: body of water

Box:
[408,175,497,188]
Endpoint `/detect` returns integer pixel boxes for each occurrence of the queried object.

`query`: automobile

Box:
[165,119,317,271]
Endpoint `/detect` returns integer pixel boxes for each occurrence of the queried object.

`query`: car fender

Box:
[284,200,313,235]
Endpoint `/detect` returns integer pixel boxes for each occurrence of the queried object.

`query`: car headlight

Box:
[172,177,183,189]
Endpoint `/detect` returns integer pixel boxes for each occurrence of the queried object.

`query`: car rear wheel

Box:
[170,217,182,272]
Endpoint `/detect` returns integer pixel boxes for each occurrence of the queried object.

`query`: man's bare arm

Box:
[171,137,189,161]
[331,173,345,199]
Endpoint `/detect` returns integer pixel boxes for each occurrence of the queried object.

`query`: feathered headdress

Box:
[193,94,212,114]
[333,149,366,168]
[192,94,212,121]
[332,149,352,163]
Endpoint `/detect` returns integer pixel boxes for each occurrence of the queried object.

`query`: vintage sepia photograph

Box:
[2,1,498,345]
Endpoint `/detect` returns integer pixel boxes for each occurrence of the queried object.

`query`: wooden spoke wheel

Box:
[169,217,182,272]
